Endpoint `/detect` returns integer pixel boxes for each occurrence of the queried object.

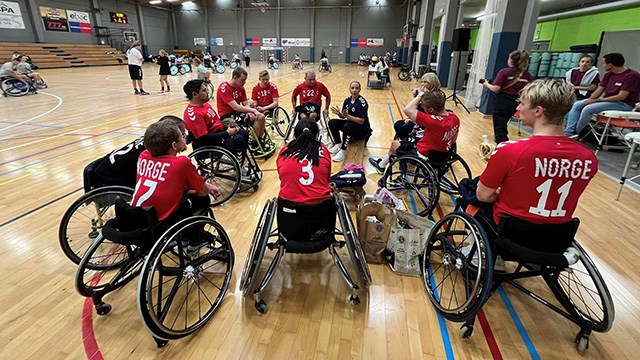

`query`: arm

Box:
[228,99,261,115]
[403,92,423,121]
[476,180,500,203]
[597,90,631,103]
[574,83,598,91]
[582,86,605,105]
[259,97,279,112]
[482,81,502,93]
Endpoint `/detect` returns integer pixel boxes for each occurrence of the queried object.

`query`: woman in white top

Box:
[374,55,390,85]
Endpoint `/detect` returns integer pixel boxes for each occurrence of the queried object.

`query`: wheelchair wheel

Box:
[178,66,187,75]
[189,147,241,206]
[170,65,179,76]
[380,156,440,217]
[75,235,144,298]
[230,61,238,69]
[549,241,615,333]
[284,112,299,142]
[337,196,372,288]
[1,78,29,97]
[271,106,290,138]
[182,64,192,73]
[320,111,335,146]
[216,64,226,74]
[272,62,279,70]
[327,64,332,72]
[240,199,276,296]
[138,216,234,340]
[398,68,411,81]
[423,212,493,322]
[436,154,472,196]
[59,186,134,266]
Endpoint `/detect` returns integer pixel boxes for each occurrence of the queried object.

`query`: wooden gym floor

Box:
[0,63,638,359]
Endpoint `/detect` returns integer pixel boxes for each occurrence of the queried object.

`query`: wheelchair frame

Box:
[240,196,371,314]
[423,212,615,352]
[284,109,334,146]
[75,202,234,347]
[1,77,38,97]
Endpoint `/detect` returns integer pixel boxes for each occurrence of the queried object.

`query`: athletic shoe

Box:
[328,143,342,154]
[368,157,386,174]
[563,246,580,266]
[332,149,345,162]
[139,90,150,95]
[134,89,140,95]
[166,88,171,92]
[158,90,165,93]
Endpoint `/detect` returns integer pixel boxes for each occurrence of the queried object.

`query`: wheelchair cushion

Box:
[277,197,336,254]
[83,157,104,193]
[101,197,158,248]
[495,215,579,268]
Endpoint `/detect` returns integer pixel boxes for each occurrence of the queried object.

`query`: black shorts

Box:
[128,65,143,80]
[295,102,321,117]
[220,112,250,127]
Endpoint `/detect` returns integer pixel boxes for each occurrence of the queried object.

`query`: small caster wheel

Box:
[253,185,260,191]
[155,338,168,348]
[255,300,268,314]
[460,325,474,338]
[575,333,589,352]
[349,295,360,305]
[95,302,112,315]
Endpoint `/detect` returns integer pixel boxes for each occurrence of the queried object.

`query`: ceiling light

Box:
[149,0,162,4]
[166,0,179,2]
[182,0,194,4]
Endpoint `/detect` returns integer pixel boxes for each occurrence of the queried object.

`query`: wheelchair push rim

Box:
[2,78,30,96]
[380,156,440,217]
[138,216,234,340]
[59,186,134,267]
[189,147,241,206]
[240,198,276,297]
[337,197,372,287]
[423,212,493,322]
[216,64,226,74]
[434,154,473,196]
[270,106,290,138]
[170,66,179,76]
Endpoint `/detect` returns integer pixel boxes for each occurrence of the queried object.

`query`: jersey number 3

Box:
[299,159,314,186]
[529,179,572,217]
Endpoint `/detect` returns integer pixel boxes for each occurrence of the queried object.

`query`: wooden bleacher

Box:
[0,42,125,69]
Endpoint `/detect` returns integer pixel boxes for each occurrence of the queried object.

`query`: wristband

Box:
[417,91,425,98]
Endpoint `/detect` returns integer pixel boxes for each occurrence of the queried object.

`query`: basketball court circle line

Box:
[0,91,63,133]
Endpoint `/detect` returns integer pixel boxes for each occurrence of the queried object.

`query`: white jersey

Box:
[127,47,143,66]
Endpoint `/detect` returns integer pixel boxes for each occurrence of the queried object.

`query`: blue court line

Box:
[0,121,64,130]
[0,132,131,177]
[387,102,454,359]
[498,287,540,359]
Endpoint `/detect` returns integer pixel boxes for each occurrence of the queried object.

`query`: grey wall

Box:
[1,0,36,43]
[39,0,93,43]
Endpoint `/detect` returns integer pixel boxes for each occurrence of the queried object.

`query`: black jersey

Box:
[341,95,371,130]
[93,137,145,189]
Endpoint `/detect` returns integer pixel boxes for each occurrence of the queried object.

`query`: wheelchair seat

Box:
[277,197,336,253]
[101,197,158,249]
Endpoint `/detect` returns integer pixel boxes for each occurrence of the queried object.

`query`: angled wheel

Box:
[273,62,280,70]
[59,186,134,266]
[548,241,615,333]
[2,78,29,97]
[230,62,238,69]
[240,199,276,296]
[423,212,493,322]
[327,64,332,72]
[320,111,335,146]
[380,156,440,217]
[336,197,372,288]
[178,66,187,75]
[138,216,234,340]
[284,112,299,142]
[170,66,179,76]
[182,64,192,73]
[271,106,290,138]
[189,147,240,206]
[216,64,226,74]
[434,154,472,196]
[75,235,144,298]
[398,69,411,81]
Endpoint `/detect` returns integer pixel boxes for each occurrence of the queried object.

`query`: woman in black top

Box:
[327,80,372,162]
[154,49,171,93]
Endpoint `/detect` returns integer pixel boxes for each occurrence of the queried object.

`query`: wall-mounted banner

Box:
[0,1,25,29]
[210,37,224,46]
[367,38,384,47]
[260,46,283,51]
[246,37,260,46]
[351,38,384,48]
[280,38,310,47]
[194,37,207,46]
[40,6,68,32]
[67,10,91,34]
[262,38,277,46]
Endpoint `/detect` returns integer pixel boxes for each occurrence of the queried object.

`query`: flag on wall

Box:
[0,1,26,29]
[246,37,260,46]
[351,38,384,48]
[67,10,91,34]
[350,38,367,48]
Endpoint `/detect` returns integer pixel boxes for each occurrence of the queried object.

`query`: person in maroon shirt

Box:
[291,70,331,121]
[482,50,533,144]
[565,52,640,137]
[565,55,600,100]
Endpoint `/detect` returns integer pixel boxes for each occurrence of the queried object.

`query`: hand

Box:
[341,109,349,119]
[584,98,598,105]
[205,181,222,199]
[227,126,238,136]
[256,106,264,113]
[330,105,341,116]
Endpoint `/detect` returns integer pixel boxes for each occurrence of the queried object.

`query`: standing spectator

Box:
[154,49,171,93]
[243,47,251,67]
[565,55,600,101]
[564,52,640,137]
[482,50,532,143]
[127,42,148,95]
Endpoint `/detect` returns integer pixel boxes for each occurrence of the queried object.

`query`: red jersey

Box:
[292,82,330,107]
[251,82,279,106]
[183,103,223,139]
[276,145,332,204]
[415,111,460,155]
[132,150,205,221]
[217,81,247,117]
[479,136,598,225]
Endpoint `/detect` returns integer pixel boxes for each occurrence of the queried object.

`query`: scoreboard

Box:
[109,12,128,25]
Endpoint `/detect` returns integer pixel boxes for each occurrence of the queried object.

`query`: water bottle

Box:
[479,135,496,160]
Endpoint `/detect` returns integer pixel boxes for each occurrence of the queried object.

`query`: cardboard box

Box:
[356,201,397,264]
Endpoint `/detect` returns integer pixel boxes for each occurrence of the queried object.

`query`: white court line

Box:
[0,92,63,133]
[105,75,130,80]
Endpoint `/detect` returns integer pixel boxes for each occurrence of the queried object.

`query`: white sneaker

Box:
[563,246,580,266]
[332,149,345,162]
[328,143,342,154]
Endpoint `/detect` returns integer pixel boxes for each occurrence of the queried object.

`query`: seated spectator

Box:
[369,90,459,174]
[565,52,640,137]
[375,55,391,86]
[328,81,372,162]
[217,67,266,141]
[565,54,600,100]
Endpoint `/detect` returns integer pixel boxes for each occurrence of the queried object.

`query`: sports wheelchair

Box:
[188,133,263,205]
[284,108,334,146]
[75,197,234,347]
[378,147,472,217]
[292,59,303,70]
[319,59,332,73]
[267,58,280,70]
[423,211,614,352]
[263,106,291,138]
[240,195,371,314]
[1,77,40,97]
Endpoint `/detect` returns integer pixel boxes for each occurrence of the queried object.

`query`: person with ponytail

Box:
[276,119,332,204]
[482,50,532,143]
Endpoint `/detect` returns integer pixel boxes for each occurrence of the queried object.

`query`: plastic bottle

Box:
[479,134,496,160]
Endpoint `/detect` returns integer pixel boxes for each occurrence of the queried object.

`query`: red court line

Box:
[390,90,404,119]
[82,298,104,360]
[435,204,503,360]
